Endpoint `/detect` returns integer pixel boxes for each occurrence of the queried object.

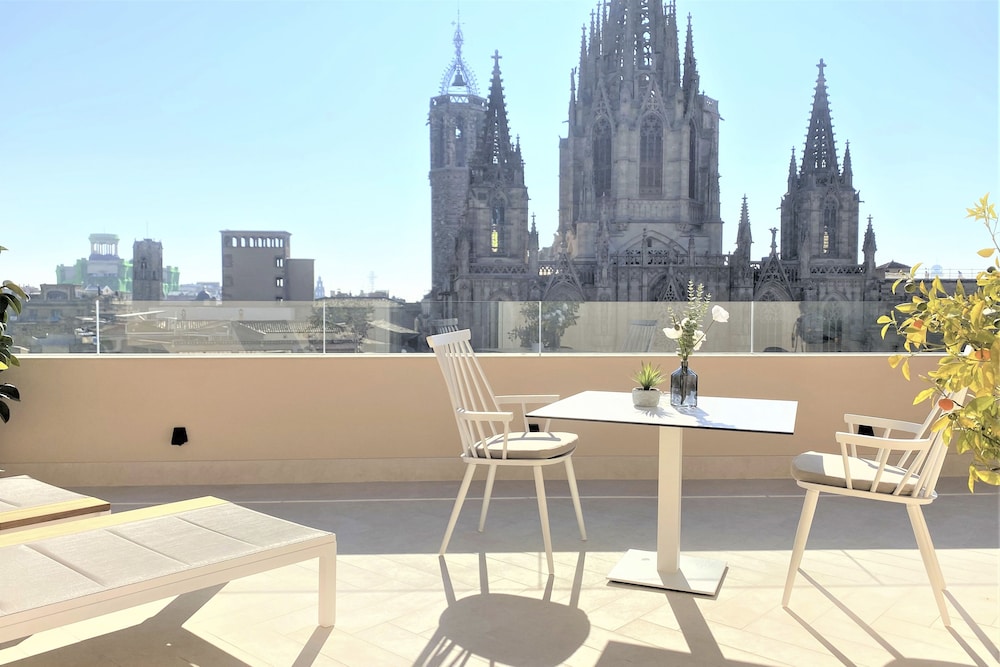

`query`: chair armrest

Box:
[835,431,933,452]
[495,395,560,432]
[458,410,514,423]
[843,413,924,437]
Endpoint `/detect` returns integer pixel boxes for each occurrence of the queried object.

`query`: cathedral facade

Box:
[429,0,893,350]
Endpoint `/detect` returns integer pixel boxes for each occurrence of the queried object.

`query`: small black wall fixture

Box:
[171,427,189,446]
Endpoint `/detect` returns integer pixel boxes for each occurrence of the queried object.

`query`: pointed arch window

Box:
[822,201,837,254]
[688,121,698,200]
[593,118,612,199]
[490,199,506,254]
[639,114,663,197]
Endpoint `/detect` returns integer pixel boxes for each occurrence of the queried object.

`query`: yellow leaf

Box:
[888,354,903,368]
[913,386,936,405]
[880,323,891,339]
[901,358,911,381]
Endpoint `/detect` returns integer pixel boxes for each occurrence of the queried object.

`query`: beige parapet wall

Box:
[0,354,964,487]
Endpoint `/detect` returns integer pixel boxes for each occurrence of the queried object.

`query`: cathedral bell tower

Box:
[428,20,486,300]
[780,60,861,265]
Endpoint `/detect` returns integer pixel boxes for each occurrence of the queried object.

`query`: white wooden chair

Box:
[782,391,966,625]
[427,329,586,573]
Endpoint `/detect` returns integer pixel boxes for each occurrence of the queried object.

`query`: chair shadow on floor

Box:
[415,552,591,667]
[0,584,332,667]
[784,571,997,667]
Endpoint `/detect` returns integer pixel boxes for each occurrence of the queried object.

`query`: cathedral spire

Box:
[800,58,839,176]
[736,194,753,260]
[863,214,877,271]
[842,139,853,185]
[787,147,798,189]
[471,51,521,184]
[682,13,700,108]
[438,14,479,97]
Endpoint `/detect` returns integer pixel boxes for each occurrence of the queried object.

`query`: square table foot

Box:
[607,549,727,596]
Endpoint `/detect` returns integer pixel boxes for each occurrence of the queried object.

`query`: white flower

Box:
[711,305,730,323]
[692,331,705,351]
[663,326,682,340]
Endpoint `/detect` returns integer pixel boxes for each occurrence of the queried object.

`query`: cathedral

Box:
[428,0,891,350]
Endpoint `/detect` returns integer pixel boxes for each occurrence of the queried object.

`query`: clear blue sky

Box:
[0,0,996,302]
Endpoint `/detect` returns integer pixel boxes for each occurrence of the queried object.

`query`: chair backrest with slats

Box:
[843,388,968,500]
[917,388,969,497]
[430,318,460,334]
[428,329,503,457]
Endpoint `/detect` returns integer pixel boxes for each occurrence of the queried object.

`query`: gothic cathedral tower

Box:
[780,60,860,272]
[559,0,723,301]
[428,22,486,300]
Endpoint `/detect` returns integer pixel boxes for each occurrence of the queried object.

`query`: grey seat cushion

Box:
[791,451,918,495]
[474,431,577,460]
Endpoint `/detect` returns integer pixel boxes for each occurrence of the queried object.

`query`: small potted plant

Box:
[631,361,665,408]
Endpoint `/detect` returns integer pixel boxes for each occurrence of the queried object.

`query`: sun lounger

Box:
[0,475,110,532]
[0,496,336,643]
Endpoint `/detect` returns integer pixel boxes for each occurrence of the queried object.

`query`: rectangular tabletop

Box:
[527,390,797,434]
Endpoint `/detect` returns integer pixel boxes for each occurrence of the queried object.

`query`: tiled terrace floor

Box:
[0,478,996,666]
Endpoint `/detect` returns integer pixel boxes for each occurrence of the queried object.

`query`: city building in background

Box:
[132,238,164,302]
[220,230,314,302]
[54,233,180,298]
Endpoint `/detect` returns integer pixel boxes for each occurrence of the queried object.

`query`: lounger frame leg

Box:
[318,545,337,627]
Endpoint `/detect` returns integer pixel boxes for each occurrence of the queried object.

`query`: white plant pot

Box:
[632,387,661,408]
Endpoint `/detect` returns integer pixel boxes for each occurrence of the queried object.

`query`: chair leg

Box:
[533,466,554,574]
[783,488,820,606]
[440,464,476,556]
[907,504,951,626]
[478,464,498,532]
[564,457,587,541]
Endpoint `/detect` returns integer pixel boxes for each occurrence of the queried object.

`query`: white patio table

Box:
[527,390,797,595]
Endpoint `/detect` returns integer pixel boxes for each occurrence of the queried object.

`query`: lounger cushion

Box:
[791,451,919,494]
[474,431,577,460]
[0,502,331,615]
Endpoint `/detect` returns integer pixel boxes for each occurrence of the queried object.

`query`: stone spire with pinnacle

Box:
[800,59,839,176]
[682,13,700,110]
[471,51,522,185]
[863,214,877,270]
[735,194,753,261]
[842,139,853,186]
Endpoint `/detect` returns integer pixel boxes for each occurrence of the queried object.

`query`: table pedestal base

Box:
[607,549,727,596]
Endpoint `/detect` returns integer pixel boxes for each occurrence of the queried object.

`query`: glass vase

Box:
[670,360,698,408]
